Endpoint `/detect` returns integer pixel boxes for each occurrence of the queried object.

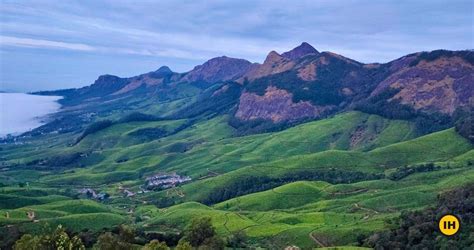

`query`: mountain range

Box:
[35,42,473,139]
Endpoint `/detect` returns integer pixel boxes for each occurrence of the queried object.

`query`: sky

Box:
[0,0,472,92]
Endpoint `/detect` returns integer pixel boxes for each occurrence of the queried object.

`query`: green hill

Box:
[0,110,472,248]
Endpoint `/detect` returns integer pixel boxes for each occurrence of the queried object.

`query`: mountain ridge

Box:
[33,43,473,138]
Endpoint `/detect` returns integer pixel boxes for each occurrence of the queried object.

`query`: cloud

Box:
[0,0,472,91]
[0,36,95,51]
[0,35,211,60]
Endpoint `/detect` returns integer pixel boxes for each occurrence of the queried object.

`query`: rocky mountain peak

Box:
[155,66,173,74]
[238,50,295,82]
[93,74,122,86]
[147,66,175,79]
[182,56,252,83]
[85,74,129,96]
[281,42,319,60]
[264,51,283,64]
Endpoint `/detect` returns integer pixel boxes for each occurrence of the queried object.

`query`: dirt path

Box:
[309,231,326,248]
[331,188,368,195]
[354,203,379,214]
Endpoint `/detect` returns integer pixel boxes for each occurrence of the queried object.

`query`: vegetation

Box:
[119,112,163,123]
[364,184,474,249]
[454,106,474,143]
[13,225,85,250]
[143,239,170,250]
[245,70,345,106]
[181,216,225,249]
[409,49,474,66]
[355,88,453,135]
[202,170,383,205]
[1,110,472,248]
[173,82,242,119]
[8,218,228,250]
[75,119,114,144]
[387,163,441,181]
[128,127,168,141]
[5,43,473,248]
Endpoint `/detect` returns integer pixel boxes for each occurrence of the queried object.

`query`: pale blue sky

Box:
[1,0,472,92]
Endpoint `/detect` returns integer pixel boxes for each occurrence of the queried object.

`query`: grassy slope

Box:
[172,128,471,203]
[136,126,471,248]
[0,111,472,248]
[3,111,416,187]
[142,167,473,248]
[214,181,331,211]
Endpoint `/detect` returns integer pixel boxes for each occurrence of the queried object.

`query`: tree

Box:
[142,239,169,250]
[183,216,216,247]
[13,225,85,250]
[13,234,41,250]
[176,239,192,250]
[227,231,247,248]
[0,225,20,249]
[200,235,225,250]
[69,236,86,250]
[118,224,136,243]
[364,184,474,249]
[95,232,130,250]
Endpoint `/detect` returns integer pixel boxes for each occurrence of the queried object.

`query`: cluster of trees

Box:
[179,217,247,249]
[355,88,453,135]
[228,115,315,136]
[179,217,224,249]
[363,184,474,249]
[13,225,85,250]
[73,110,198,145]
[75,111,171,144]
[128,127,168,141]
[453,106,474,143]
[23,152,83,170]
[151,197,177,208]
[172,82,243,119]
[202,176,281,205]
[409,49,474,67]
[119,112,163,123]
[75,119,114,144]
[387,163,441,181]
[244,70,345,106]
[8,216,239,250]
[91,225,173,250]
[356,86,472,142]
[128,117,196,144]
[202,169,383,205]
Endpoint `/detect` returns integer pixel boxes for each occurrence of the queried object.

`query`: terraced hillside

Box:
[1,109,472,248]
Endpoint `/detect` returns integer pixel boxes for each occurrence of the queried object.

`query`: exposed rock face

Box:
[239,51,296,82]
[281,42,319,60]
[235,86,332,122]
[182,56,253,83]
[235,48,473,123]
[297,62,317,81]
[372,55,474,114]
